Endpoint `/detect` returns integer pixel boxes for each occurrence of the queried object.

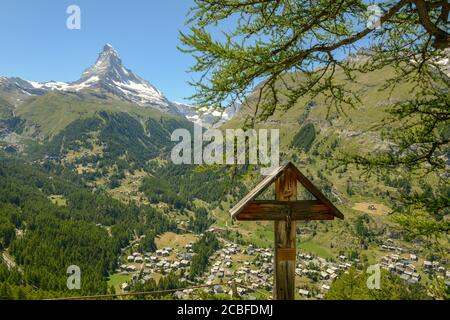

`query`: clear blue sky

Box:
[0,1,372,104]
[0,0,197,103]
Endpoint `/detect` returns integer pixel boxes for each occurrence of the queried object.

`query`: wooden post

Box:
[230,162,344,300]
[231,279,239,299]
[273,167,297,300]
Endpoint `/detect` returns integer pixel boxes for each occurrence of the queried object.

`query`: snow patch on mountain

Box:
[173,102,241,128]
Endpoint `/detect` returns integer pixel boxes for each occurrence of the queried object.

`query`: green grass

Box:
[298,240,333,259]
[253,225,274,247]
[16,91,184,138]
[48,195,67,207]
[107,273,132,293]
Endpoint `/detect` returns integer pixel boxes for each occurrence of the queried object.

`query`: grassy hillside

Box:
[15,91,188,138]
[224,64,413,150]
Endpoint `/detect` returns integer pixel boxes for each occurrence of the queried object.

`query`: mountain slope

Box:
[0,155,177,297]
[12,90,188,138]
[0,45,241,124]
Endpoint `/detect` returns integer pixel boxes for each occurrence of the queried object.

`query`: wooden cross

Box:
[230,162,344,300]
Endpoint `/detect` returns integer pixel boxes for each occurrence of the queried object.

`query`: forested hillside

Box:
[0,155,176,299]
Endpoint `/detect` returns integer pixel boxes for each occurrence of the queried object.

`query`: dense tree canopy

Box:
[0,157,176,298]
[190,233,220,279]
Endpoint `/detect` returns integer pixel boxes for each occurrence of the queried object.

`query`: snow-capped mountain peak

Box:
[0,44,172,112]
[70,44,171,110]
[80,44,128,82]
[0,44,238,122]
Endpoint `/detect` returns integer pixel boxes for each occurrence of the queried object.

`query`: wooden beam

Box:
[236,200,335,221]
[287,164,344,219]
[229,162,345,220]
[229,164,289,219]
[274,167,297,300]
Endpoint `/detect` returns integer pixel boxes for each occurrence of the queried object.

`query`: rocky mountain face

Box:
[0,44,238,123]
[0,76,47,98]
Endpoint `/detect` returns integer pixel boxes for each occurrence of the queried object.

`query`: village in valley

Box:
[36,149,448,300]
[114,227,449,300]
[103,163,450,300]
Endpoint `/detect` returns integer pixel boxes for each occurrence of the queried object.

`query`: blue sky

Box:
[0,0,197,103]
[0,1,373,104]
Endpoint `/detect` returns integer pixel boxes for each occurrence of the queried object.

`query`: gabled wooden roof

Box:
[230,162,344,220]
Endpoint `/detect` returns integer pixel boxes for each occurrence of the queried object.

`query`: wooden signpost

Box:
[230,162,344,300]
